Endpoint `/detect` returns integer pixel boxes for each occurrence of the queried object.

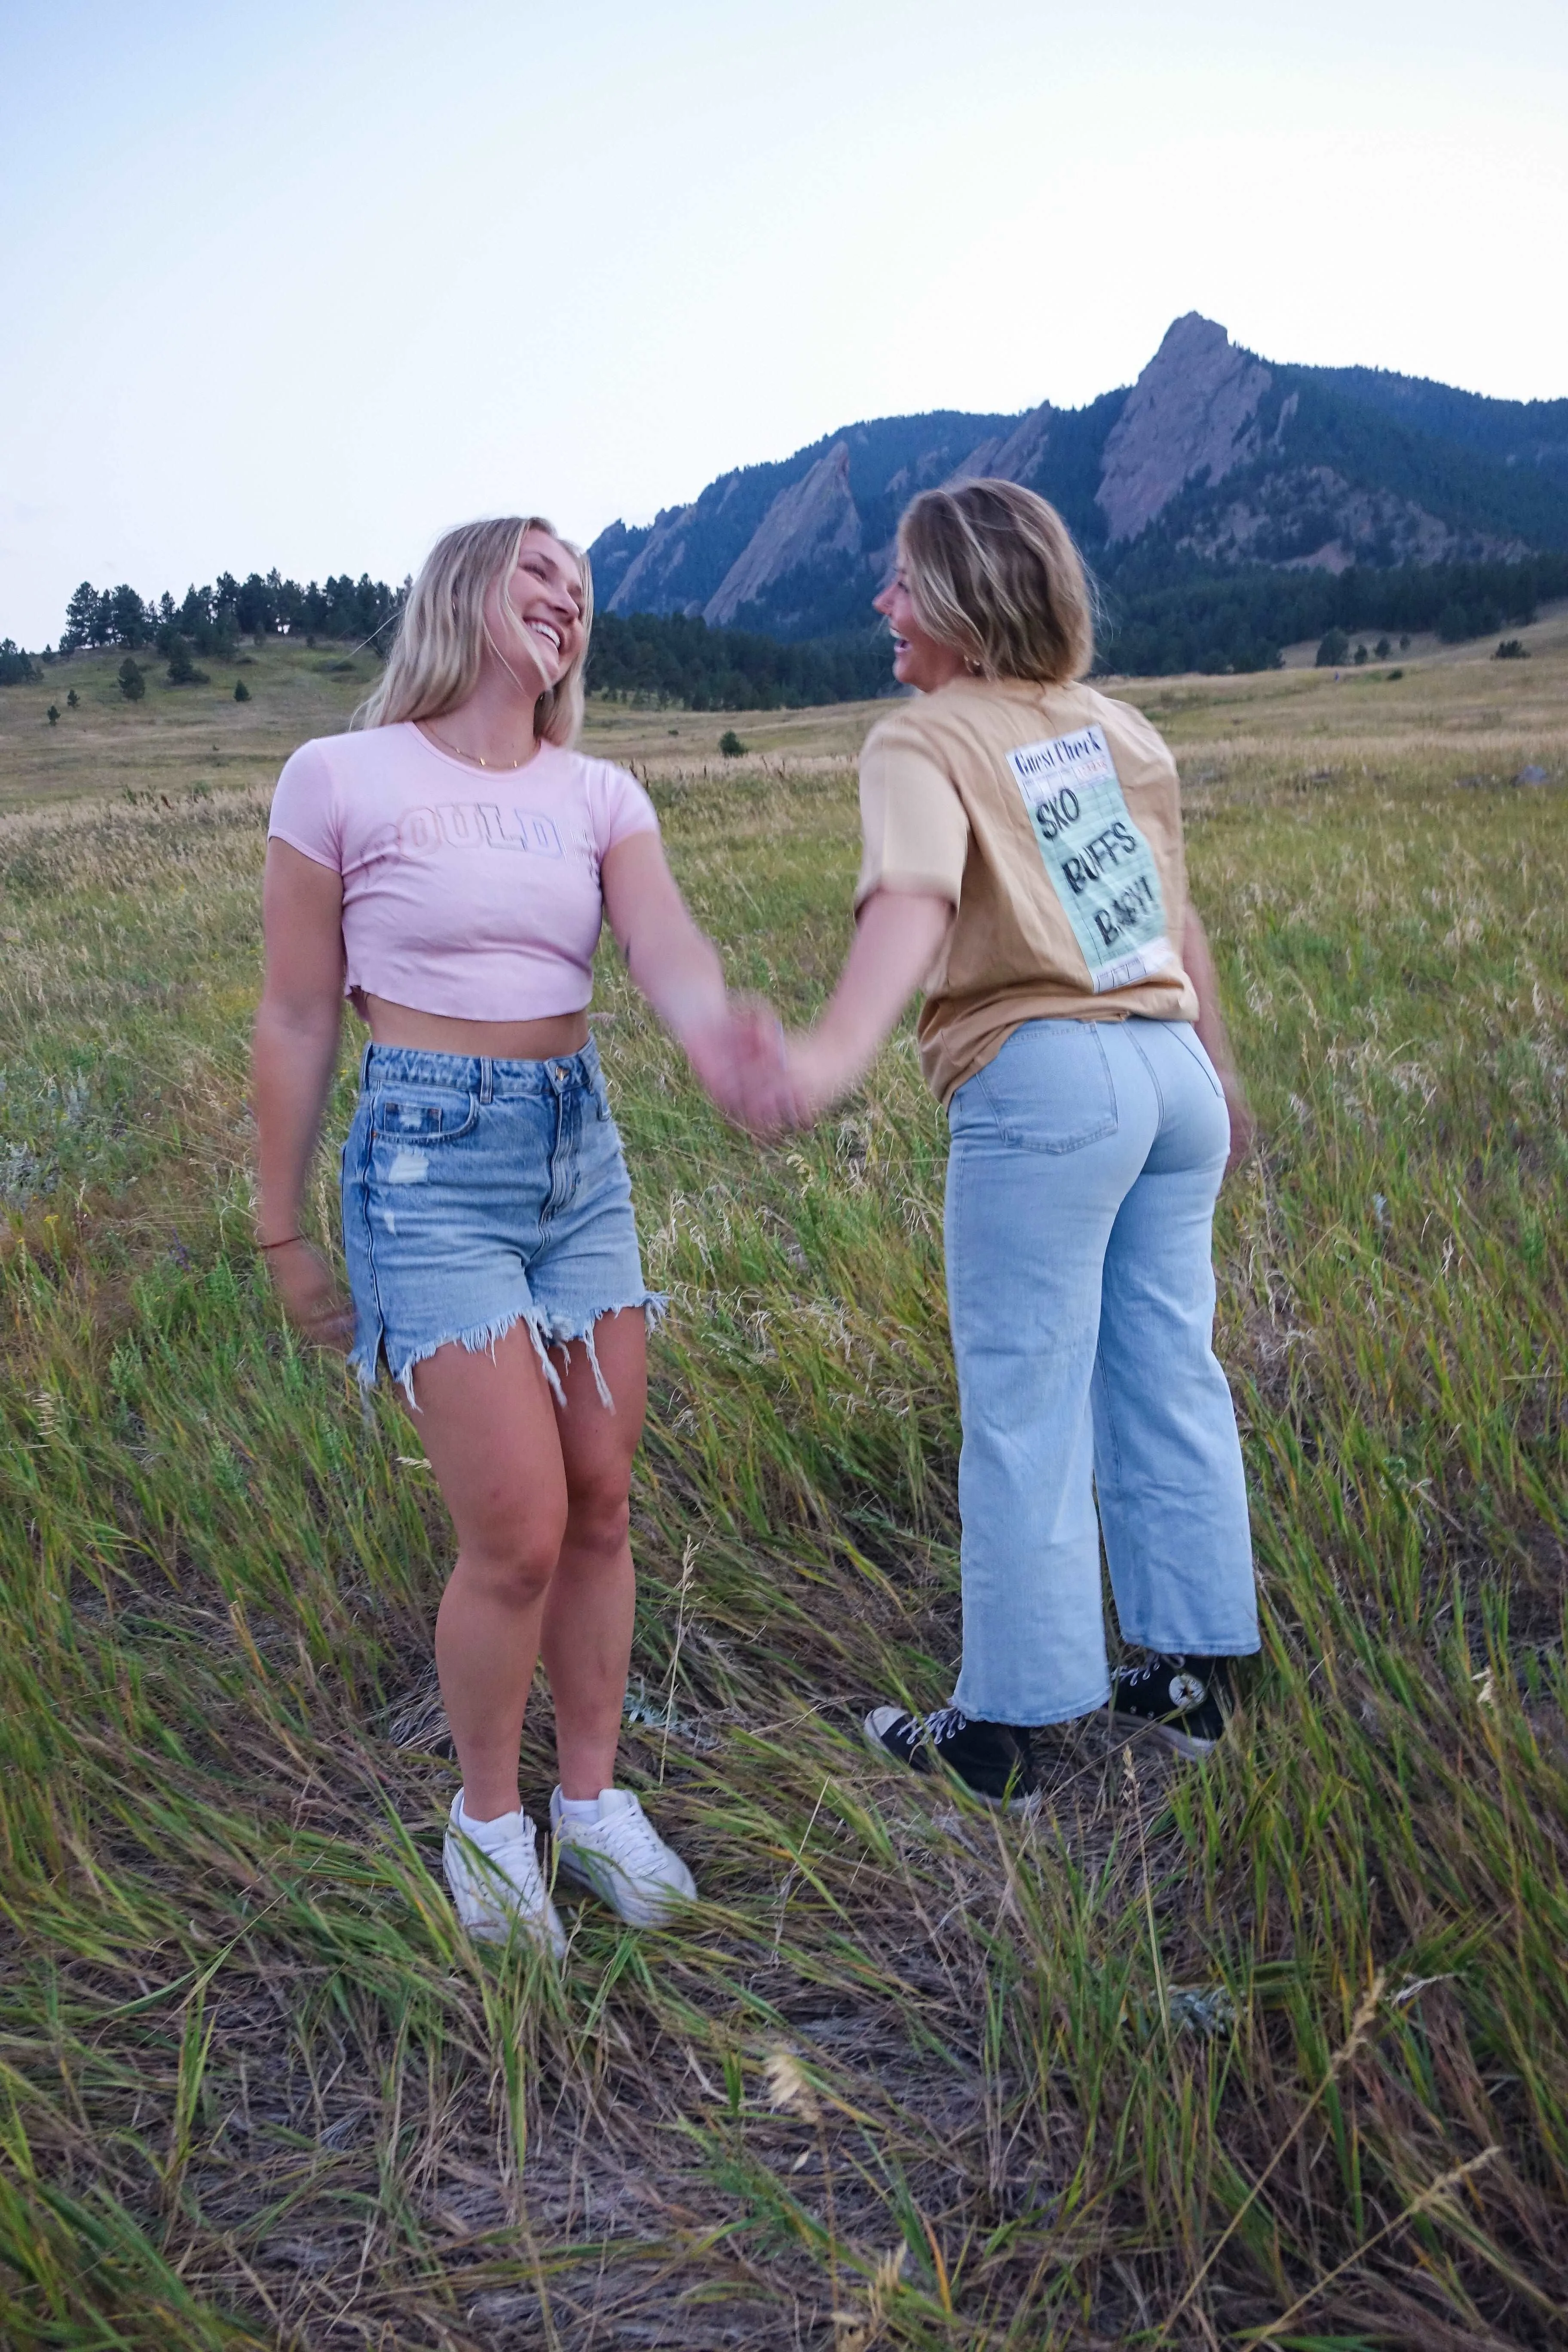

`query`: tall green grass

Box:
[0,750,1564,2347]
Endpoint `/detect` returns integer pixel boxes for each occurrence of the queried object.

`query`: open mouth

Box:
[527,620,563,653]
[890,634,910,652]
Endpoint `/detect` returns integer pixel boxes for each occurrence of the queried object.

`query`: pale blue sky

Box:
[3,0,1566,646]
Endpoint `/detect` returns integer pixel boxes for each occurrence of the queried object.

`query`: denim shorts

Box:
[340,1036,663,1406]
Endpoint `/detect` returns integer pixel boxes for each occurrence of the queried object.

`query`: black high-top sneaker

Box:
[1110,1654,1230,1758]
[863,1704,1034,1807]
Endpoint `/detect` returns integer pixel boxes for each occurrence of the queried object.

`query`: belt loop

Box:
[478,1057,494,1105]
[358,1038,374,1089]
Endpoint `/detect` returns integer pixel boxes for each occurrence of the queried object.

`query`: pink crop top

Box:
[267,722,659,1020]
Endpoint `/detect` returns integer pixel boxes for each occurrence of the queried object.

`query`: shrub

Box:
[46,705,59,726]
[1494,639,1529,662]
[718,729,746,756]
[233,679,251,702]
[117,658,145,703]
[166,642,209,687]
[66,689,78,709]
[1374,637,1391,660]
[1354,643,1369,665]
[1315,628,1349,668]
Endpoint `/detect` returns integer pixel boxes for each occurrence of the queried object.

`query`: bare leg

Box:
[412,1326,568,1822]
[540,1309,647,1800]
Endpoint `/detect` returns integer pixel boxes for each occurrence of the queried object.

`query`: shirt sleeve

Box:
[267,740,342,871]
[854,723,970,910]
[595,761,661,856]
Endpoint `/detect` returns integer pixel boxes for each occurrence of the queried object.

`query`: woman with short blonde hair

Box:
[777,478,1260,1799]
[254,515,781,1950]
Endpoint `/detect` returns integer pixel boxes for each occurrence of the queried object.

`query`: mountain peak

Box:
[586,320,1568,643]
[1095,315,1275,544]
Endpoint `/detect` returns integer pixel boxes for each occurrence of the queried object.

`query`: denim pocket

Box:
[372,1087,480,1144]
[968,1020,1117,1153]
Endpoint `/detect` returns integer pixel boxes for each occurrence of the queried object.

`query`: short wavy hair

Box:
[357,515,592,745]
[897,478,1094,686]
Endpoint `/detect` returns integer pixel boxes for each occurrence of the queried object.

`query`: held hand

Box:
[263,1238,355,1353]
[685,996,799,1135]
[720,1028,843,1137]
[774,1033,837,1133]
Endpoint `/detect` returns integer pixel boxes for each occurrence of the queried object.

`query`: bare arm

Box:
[1182,903,1253,1176]
[601,830,788,1117]
[601,830,729,1039]
[783,888,955,1122]
[252,840,353,1344]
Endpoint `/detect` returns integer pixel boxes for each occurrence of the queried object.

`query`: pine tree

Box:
[63,582,100,652]
[110,585,149,647]
[117,658,146,702]
[166,642,207,686]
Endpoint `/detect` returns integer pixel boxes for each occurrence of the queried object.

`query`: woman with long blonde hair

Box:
[772,480,1259,1800]
[254,515,779,1951]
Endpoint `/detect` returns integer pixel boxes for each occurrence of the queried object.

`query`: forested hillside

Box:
[589,314,1568,676]
[9,321,1568,697]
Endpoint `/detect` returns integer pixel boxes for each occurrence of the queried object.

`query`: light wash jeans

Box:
[945,1017,1258,1726]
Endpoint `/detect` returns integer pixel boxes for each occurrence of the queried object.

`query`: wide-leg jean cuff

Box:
[1120,1636,1260,1660]
[950,1675,1112,1730]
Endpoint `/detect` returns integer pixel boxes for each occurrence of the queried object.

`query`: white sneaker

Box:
[442,1795,567,1957]
[548,1788,697,1928]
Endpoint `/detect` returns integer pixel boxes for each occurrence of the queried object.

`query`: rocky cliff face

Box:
[590,320,1568,640]
[704,442,861,625]
[1095,312,1280,543]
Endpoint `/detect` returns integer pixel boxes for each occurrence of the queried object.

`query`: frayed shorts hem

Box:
[350,1290,668,1412]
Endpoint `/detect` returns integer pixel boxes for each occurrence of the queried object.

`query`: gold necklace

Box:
[423,723,533,772]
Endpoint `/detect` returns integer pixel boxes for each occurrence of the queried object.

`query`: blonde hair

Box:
[356,515,592,744]
[897,479,1094,685]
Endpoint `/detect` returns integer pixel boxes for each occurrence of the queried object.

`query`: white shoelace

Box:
[464,1816,546,1893]
[916,1706,971,1743]
[1118,1657,1183,1690]
[582,1799,668,1877]
[1118,1661,1163,1689]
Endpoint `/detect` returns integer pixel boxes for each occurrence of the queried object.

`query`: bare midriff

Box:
[360,992,591,1062]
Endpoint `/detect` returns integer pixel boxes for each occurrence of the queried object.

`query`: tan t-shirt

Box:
[856,676,1198,1104]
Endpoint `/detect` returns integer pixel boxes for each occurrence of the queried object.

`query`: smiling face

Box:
[873,565,968,694]
[485,525,587,691]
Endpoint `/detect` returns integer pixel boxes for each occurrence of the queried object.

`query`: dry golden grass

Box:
[0,621,1565,2347]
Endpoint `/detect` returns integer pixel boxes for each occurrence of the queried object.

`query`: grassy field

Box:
[0,619,1565,2349]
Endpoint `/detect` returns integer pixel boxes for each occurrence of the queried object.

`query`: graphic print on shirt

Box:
[363,801,567,867]
[1005,726,1174,992]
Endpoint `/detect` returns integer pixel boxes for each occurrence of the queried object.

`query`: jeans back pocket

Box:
[964,1020,1118,1153]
